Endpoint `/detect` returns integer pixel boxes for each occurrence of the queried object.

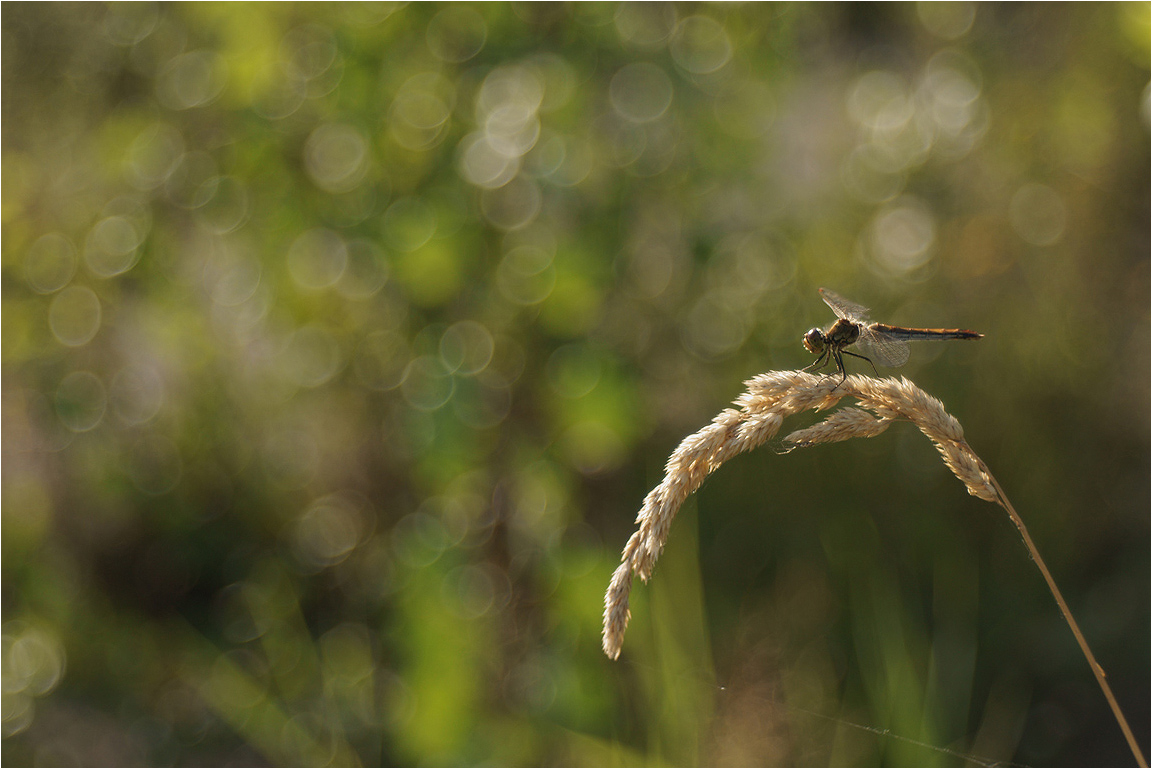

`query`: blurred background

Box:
[2,2,1148,765]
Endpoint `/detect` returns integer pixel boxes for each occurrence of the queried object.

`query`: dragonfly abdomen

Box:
[869,324,983,341]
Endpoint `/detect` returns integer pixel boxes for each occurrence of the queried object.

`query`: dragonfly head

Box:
[802,328,826,355]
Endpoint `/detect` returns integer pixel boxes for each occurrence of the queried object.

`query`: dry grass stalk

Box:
[602,370,1146,767]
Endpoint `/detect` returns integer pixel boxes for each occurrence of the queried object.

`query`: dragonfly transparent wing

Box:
[856,326,911,367]
[818,288,871,322]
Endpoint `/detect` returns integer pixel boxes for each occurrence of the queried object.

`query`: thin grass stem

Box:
[984,474,1147,767]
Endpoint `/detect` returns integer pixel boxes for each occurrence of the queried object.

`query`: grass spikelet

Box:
[780,406,892,448]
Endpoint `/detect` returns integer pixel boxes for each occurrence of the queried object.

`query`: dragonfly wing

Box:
[819,288,871,322]
[857,326,911,367]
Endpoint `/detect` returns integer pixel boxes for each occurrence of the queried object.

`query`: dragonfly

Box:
[803,288,983,382]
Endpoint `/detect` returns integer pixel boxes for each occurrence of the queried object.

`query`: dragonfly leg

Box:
[841,349,879,377]
[831,348,848,385]
[801,349,830,373]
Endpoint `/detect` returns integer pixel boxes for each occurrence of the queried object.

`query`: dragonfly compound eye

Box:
[803,328,825,354]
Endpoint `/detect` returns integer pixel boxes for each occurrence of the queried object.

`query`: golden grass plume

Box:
[602,370,1146,767]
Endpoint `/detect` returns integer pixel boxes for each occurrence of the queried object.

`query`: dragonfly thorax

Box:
[825,317,860,347]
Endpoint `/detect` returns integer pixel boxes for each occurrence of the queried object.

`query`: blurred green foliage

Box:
[2,2,1148,765]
